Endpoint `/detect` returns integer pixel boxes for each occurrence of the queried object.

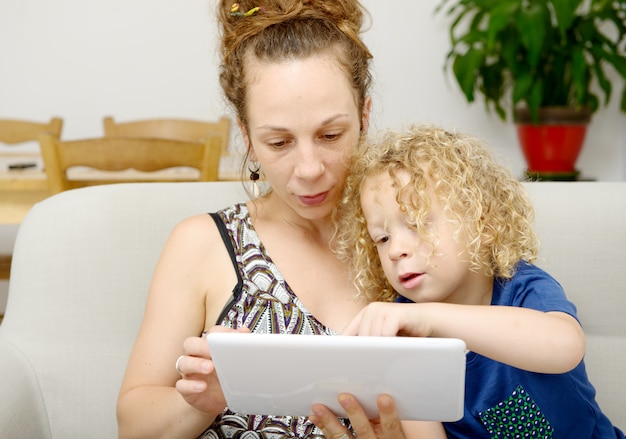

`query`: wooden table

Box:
[0,152,48,224]
[1,151,244,225]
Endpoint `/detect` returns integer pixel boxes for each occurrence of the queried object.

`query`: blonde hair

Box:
[334,123,539,302]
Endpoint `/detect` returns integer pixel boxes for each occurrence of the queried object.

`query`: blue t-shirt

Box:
[397,262,624,438]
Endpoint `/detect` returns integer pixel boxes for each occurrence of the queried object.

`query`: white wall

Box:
[1,0,625,180]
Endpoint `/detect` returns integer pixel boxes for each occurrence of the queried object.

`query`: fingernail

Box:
[338,394,353,407]
[201,360,211,373]
[379,394,392,408]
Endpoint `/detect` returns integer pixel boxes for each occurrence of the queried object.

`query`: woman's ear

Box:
[361,96,372,133]
[238,118,257,161]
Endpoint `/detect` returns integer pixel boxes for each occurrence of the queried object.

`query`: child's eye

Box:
[374,235,389,245]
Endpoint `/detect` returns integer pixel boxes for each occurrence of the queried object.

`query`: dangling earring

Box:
[248,161,261,197]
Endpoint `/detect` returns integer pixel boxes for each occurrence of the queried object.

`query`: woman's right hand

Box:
[174,325,249,415]
[310,393,406,439]
[309,393,447,439]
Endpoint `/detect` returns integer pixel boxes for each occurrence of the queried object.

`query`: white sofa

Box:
[0,181,624,438]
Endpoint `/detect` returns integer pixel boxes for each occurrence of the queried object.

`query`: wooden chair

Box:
[0,117,63,282]
[39,132,222,194]
[0,117,63,145]
[103,115,231,155]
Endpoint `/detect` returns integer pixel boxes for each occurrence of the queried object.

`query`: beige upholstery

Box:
[0,181,623,438]
[524,183,626,427]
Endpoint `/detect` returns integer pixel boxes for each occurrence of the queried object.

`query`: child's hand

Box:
[342,302,432,337]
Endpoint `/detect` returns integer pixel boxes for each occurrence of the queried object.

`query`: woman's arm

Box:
[117,214,237,439]
[343,302,586,374]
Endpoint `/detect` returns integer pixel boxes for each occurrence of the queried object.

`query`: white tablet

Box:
[206,332,466,421]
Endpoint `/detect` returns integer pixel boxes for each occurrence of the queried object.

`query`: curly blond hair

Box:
[333,123,539,302]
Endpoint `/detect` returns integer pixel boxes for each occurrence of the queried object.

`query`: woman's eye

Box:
[268,138,290,149]
[319,132,341,142]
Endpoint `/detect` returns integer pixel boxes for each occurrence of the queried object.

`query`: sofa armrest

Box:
[0,337,51,439]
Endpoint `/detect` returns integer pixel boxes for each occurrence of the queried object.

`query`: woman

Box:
[116,1,433,438]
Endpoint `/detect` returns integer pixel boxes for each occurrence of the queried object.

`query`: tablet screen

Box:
[206,332,466,421]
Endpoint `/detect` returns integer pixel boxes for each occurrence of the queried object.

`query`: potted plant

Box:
[437,0,626,180]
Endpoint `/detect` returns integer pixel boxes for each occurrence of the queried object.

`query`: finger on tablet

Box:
[341,311,363,336]
[338,393,379,438]
[309,403,352,437]
[376,394,405,438]
[183,336,211,358]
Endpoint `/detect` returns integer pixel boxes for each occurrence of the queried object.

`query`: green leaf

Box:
[603,51,626,78]
[570,46,588,104]
[512,72,534,104]
[480,63,505,102]
[516,3,548,67]
[550,0,582,34]
[528,81,544,122]
[486,3,518,52]
[591,56,612,105]
[587,94,600,114]
[452,48,486,102]
[435,0,626,119]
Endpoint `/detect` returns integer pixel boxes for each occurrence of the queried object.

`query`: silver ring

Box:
[175,355,185,376]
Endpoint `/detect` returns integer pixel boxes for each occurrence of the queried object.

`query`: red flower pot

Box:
[515,107,591,180]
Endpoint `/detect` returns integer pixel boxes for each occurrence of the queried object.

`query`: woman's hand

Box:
[174,325,249,415]
[310,393,405,439]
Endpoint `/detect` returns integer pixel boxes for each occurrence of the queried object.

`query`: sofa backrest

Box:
[524,182,626,428]
[0,182,248,438]
[0,181,624,438]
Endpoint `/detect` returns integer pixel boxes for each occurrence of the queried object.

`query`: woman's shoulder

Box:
[167,203,248,247]
[212,202,250,224]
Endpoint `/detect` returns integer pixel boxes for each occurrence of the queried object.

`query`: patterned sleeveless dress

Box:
[197,203,351,439]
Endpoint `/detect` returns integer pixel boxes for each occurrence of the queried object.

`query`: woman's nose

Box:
[293,144,324,180]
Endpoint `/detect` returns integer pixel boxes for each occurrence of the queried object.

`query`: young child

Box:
[334,123,625,438]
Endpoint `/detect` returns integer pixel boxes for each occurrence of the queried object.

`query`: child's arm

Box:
[343,302,585,374]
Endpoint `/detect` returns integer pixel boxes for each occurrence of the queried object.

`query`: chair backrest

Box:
[103,116,231,155]
[0,117,63,144]
[39,132,222,194]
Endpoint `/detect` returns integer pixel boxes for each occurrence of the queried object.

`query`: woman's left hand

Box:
[310,393,405,439]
